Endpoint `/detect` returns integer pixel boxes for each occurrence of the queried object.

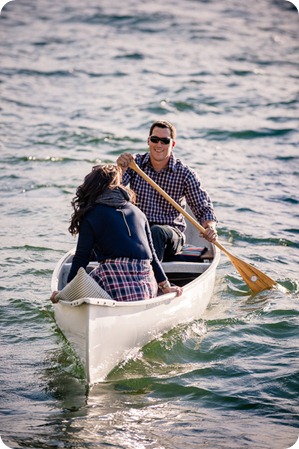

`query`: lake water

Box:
[0,0,298,448]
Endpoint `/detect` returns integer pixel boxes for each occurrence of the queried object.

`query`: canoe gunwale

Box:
[52,252,220,309]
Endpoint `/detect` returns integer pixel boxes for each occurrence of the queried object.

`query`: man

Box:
[117,120,218,261]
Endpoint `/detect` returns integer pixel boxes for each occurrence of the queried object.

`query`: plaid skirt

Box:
[89,258,158,302]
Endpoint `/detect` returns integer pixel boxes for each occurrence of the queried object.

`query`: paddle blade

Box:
[227,253,277,293]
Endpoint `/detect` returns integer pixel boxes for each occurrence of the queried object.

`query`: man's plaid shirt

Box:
[122,152,217,233]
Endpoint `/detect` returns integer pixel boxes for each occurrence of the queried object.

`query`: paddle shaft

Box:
[128,159,278,292]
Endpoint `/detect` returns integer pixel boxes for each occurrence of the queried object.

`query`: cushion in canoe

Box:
[56,267,112,302]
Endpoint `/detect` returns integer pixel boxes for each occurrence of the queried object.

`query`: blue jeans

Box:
[150,224,185,261]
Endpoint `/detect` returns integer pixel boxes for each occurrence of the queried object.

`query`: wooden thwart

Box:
[129,160,277,293]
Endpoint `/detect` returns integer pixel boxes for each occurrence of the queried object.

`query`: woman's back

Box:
[85,202,152,261]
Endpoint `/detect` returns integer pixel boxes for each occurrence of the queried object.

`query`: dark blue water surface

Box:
[0,0,298,448]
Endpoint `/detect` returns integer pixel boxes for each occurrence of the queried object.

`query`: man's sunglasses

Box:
[149,136,172,145]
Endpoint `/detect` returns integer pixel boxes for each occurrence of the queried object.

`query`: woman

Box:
[51,164,182,302]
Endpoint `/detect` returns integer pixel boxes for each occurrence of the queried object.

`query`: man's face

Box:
[147,126,175,165]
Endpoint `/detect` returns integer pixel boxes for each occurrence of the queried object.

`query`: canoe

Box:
[51,222,220,384]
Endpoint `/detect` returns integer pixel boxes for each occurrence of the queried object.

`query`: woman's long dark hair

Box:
[68,164,132,235]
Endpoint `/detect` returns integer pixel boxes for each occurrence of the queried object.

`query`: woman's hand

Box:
[159,280,183,296]
[50,291,59,303]
[164,285,183,296]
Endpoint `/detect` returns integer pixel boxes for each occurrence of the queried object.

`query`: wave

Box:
[202,128,295,140]
[1,68,75,78]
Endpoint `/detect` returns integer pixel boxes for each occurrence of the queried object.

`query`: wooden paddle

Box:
[129,160,277,293]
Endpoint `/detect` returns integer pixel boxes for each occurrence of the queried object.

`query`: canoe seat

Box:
[162,261,210,273]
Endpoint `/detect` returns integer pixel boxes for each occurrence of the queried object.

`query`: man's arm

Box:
[184,168,218,243]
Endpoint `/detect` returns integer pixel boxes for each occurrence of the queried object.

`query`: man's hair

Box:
[149,120,176,140]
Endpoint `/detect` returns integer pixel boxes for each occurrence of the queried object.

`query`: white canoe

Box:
[51,224,220,384]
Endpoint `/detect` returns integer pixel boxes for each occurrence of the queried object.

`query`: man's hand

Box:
[202,222,218,243]
[116,153,134,172]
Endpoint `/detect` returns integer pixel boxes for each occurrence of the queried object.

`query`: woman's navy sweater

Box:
[67,202,167,284]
